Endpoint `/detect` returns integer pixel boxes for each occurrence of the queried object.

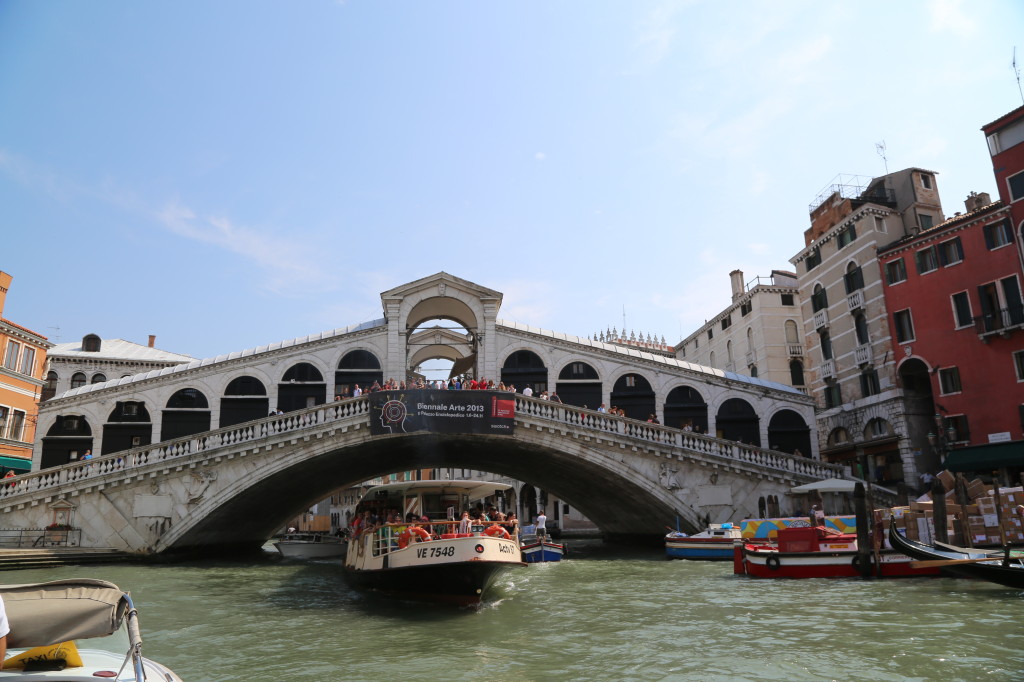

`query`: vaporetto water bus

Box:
[343,480,525,605]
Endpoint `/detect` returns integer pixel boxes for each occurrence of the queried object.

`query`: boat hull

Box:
[888,519,1024,589]
[521,540,565,563]
[665,538,735,560]
[274,540,346,559]
[740,545,939,579]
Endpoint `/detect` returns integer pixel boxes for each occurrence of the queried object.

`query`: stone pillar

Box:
[480,298,500,381]
[383,298,405,381]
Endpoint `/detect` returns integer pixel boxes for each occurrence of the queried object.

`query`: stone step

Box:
[0,548,135,570]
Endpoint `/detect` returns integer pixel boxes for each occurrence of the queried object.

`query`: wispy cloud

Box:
[156,200,336,294]
[928,0,977,36]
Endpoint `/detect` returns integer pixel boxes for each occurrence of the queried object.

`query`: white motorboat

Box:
[343,480,525,605]
[274,532,346,559]
[0,578,182,680]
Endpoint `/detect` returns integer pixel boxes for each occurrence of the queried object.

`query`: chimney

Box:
[964,191,991,213]
[729,270,745,302]
[148,335,156,348]
[0,271,11,318]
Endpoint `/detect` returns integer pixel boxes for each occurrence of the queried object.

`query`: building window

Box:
[707,328,713,341]
[874,216,886,233]
[921,173,933,190]
[984,220,1013,249]
[811,284,828,312]
[0,407,6,437]
[780,293,794,306]
[625,375,636,388]
[819,331,833,361]
[789,360,804,386]
[721,315,731,330]
[938,237,963,266]
[1008,170,1024,202]
[750,365,758,377]
[805,248,821,271]
[1015,350,1024,381]
[824,382,841,409]
[837,224,857,248]
[919,214,934,231]
[709,351,716,367]
[3,341,18,371]
[18,347,35,376]
[946,414,969,442]
[860,369,880,397]
[741,301,752,316]
[938,367,962,395]
[977,276,1024,332]
[951,292,973,329]
[91,373,107,384]
[885,258,907,285]
[894,309,915,343]
[6,410,26,442]
[844,263,864,293]
[916,246,938,274]
[71,372,87,389]
[854,313,869,345]
[785,320,800,344]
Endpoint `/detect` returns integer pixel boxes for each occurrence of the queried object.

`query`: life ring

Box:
[765,554,781,570]
[484,525,511,540]
[398,526,431,549]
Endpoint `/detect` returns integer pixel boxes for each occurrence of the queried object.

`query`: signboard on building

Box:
[369,389,515,436]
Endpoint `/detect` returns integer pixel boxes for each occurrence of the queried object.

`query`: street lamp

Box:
[927,412,957,467]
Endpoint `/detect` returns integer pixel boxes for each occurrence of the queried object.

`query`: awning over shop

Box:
[944,441,1024,472]
[0,456,31,473]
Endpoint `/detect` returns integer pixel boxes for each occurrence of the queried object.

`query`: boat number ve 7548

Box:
[417,546,456,558]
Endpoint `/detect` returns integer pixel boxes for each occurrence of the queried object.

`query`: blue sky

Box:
[2,1,1023,369]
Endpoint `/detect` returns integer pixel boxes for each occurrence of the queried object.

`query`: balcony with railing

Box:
[854,343,872,366]
[820,359,836,379]
[813,308,829,330]
[846,290,864,312]
[787,344,803,357]
[975,305,1024,339]
[745,351,755,367]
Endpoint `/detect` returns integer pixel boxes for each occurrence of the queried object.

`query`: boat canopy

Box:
[362,480,513,497]
[0,579,128,649]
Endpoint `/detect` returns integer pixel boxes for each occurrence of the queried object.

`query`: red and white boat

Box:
[734,525,940,579]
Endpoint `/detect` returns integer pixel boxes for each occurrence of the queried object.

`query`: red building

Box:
[982,104,1024,249]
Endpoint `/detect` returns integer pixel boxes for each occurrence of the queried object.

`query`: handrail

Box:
[5,390,845,506]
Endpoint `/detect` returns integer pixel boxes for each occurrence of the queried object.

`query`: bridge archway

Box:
[40,415,93,468]
[335,350,383,398]
[766,409,812,456]
[716,398,760,445]
[663,385,708,433]
[161,388,211,441]
[157,432,697,554]
[102,401,152,455]
[610,372,655,420]
[556,361,601,409]
[220,375,270,427]
[501,350,547,394]
[278,362,327,412]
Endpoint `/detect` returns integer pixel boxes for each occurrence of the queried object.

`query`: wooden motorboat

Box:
[735,525,939,579]
[665,523,742,560]
[343,481,525,605]
[274,531,346,559]
[887,517,1024,589]
[520,533,566,563]
[0,579,182,680]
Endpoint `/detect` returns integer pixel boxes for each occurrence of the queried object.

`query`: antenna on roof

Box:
[875,140,888,175]
[1014,47,1024,105]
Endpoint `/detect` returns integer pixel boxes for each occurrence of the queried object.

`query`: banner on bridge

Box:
[369,389,516,436]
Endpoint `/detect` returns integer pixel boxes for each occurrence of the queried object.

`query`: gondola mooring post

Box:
[854,482,871,578]
[931,477,948,545]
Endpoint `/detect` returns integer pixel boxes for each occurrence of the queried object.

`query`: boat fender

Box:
[765,554,781,570]
[484,525,511,540]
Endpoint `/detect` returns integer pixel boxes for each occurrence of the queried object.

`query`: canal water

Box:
[7,540,1023,681]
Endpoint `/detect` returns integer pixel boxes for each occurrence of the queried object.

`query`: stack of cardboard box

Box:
[887,470,1024,546]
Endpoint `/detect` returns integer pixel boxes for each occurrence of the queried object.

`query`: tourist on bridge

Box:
[522,386,533,397]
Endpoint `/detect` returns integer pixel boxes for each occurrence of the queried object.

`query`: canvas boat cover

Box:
[0,579,127,648]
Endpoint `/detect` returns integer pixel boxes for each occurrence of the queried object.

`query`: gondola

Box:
[888,517,1024,589]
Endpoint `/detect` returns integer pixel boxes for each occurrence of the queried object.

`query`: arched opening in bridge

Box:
[715,398,760,446]
[501,350,547,394]
[405,299,480,380]
[336,350,383,398]
[556,361,601,409]
[161,388,211,441]
[102,401,152,455]
[40,415,93,468]
[220,376,269,427]
[278,362,327,412]
[663,385,708,433]
[766,409,811,456]
[408,317,470,382]
[610,373,655,420]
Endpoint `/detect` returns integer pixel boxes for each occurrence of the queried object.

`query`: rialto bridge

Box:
[4,273,884,553]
